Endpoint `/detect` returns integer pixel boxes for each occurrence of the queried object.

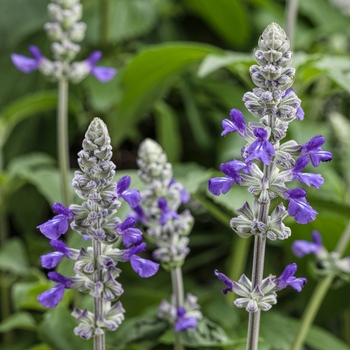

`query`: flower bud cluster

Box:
[292,231,350,282]
[131,139,194,268]
[37,118,158,340]
[11,0,116,83]
[158,294,202,332]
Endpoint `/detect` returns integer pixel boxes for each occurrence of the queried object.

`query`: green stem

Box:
[228,236,251,284]
[171,266,184,350]
[57,77,71,206]
[284,0,299,50]
[93,239,105,350]
[290,222,350,350]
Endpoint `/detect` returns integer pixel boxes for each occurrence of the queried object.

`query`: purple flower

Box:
[285,188,318,224]
[168,178,190,204]
[11,45,45,73]
[291,156,324,188]
[221,109,246,137]
[130,204,148,225]
[116,176,140,208]
[41,240,74,269]
[292,231,323,258]
[214,269,234,295]
[123,243,159,278]
[174,307,198,332]
[283,89,304,120]
[158,198,179,225]
[37,203,73,240]
[37,272,72,308]
[276,263,307,292]
[116,217,143,248]
[208,160,251,196]
[84,51,116,82]
[301,135,332,167]
[245,128,275,165]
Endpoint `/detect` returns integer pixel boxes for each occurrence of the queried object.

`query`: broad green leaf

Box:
[0,91,57,147]
[0,0,47,48]
[109,42,220,145]
[0,238,29,275]
[84,0,157,45]
[185,0,250,48]
[39,306,92,350]
[0,312,37,332]
[198,53,253,78]
[154,100,181,163]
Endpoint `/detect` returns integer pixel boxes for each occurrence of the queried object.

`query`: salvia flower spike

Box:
[37,118,159,350]
[128,138,202,340]
[209,23,332,350]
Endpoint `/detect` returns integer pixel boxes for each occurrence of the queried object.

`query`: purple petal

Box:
[52,203,73,219]
[180,188,190,204]
[11,54,39,73]
[47,272,72,288]
[130,255,159,278]
[122,228,143,248]
[214,269,234,294]
[287,198,318,224]
[91,66,116,82]
[158,198,167,211]
[312,230,322,246]
[41,252,64,269]
[294,172,324,188]
[131,205,147,224]
[208,177,234,196]
[28,45,43,60]
[50,240,70,255]
[292,240,319,257]
[246,138,275,165]
[37,214,69,239]
[276,263,307,292]
[220,160,246,181]
[293,156,309,173]
[221,109,246,137]
[116,176,131,196]
[253,128,268,139]
[117,218,136,233]
[122,189,140,208]
[174,307,198,332]
[296,107,304,120]
[285,188,307,200]
[86,51,102,66]
[123,242,146,261]
[38,284,65,308]
[302,136,326,152]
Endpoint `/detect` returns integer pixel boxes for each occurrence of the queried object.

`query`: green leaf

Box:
[179,317,233,348]
[27,344,52,350]
[39,306,92,350]
[198,52,254,78]
[0,91,58,147]
[153,100,181,163]
[7,153,55,176]
[84,0,157,45]
[109,42,220,145]
[0,312,37,332]
[0,238,29,275]
[185,0,250,48]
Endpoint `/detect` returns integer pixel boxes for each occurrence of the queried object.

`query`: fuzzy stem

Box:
[171,266,184,350]
[246,167,270,350]
[93,239,105,350]
[57,76,71,206]
[285,0,299,50]
[290,222,350,350]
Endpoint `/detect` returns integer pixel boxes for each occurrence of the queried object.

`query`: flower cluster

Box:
[128,138,202,332]
[210,23,332,313]
[131,139,194,268]
[215,264,306,312]
[11,0,115,83]
[158,294,202,332]
[292,231,350,278]
[37,118,159,339]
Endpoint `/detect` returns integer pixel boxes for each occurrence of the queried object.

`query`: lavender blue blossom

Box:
[245,128,275,165]
[291,156,324,188]
[292,231,323,257]
[41,240,79,269]
[301,136,333,167]
[11,46,46,73]
[275,263,307,292]
[221,109,247,137]
[37,272,72,308]
[37,203,73,239]
[174,307,198,332]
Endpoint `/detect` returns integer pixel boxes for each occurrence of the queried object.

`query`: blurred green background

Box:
[1,0,350,349]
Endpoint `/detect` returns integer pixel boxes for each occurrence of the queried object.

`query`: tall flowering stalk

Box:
[36,119,159,350]
[208,23,332,350]
[129,139,202,350]
[11,0,116,206]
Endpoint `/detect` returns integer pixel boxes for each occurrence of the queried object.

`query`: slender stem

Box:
[93,239,105,350]
[290,222,350,350]
[284,0,299,50]
[57,77,71,207]
[171,266,185,350]
[229,236,251,284]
